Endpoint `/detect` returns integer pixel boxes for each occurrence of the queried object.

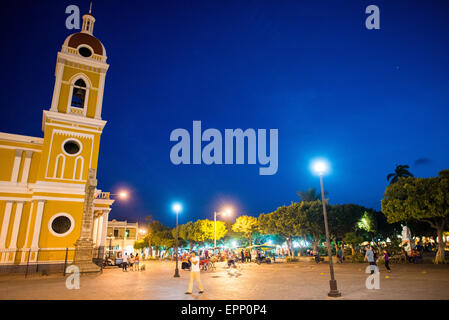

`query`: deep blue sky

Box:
[1,0,448,226]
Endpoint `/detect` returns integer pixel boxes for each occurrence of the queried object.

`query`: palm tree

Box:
[387,164,413,184]
[297,187,327,202]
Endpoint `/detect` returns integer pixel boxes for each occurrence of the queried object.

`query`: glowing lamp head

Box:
[172,203,182,213]
[312,159,330,176]
[223,208,232,216]
[119,191,128,199]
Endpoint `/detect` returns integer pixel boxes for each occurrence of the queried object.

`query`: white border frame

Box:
[61,137,83,157]
[76,44,94,58]
[48,213,75,237]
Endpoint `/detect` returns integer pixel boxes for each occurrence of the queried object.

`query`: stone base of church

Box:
[73,238,101,273]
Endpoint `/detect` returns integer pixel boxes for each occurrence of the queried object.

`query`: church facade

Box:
[0,11,113,270]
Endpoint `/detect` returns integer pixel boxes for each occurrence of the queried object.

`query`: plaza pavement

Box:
[1,260,449,300]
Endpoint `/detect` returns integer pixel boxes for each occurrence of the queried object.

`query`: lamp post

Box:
[214,208,232,251]
[172,203,182,278]
[313,160,341,298]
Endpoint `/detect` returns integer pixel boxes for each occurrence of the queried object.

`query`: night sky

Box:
[1,0,448,226]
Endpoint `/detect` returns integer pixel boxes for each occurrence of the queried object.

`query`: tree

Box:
[176,221,196,249]
[259,203,303,256]
[328,204,367,255]
[297,200,325,252]
[192,219,228,245]
[343,232,364,256]
[143,220,171,257]
[232,215,258,246]
[382,170,449,263]
[297,188,327,202]
[387,164,413,185]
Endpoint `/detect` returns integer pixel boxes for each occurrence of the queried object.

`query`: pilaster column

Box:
[92,216,99,246]
[7,201,24,262]
[20,151,33,184]
[50,61,64,112]
[8,201,24,250]
[95,70,106,119]
[0,201,13,249]
[100,210,110,248]
[30,200,45,250]
[96,214,104,247]
[11,150,23,183]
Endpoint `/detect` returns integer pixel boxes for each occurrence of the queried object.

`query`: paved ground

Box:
[1,260,449,300]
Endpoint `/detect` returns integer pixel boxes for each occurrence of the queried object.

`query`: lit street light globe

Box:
[119,191,128,199]
[172,203,182,213]
[311,159,330,176]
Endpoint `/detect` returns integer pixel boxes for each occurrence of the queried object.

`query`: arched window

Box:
[71,79,87,108]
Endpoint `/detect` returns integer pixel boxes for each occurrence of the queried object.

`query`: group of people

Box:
[121,253,140,272]
[364,245,391,274]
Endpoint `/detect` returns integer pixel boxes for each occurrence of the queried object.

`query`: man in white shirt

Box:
[122,253,128,272]
[364,246,376,274]
[186,251,204,294]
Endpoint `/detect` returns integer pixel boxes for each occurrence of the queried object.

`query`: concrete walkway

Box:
[1,261,448,300]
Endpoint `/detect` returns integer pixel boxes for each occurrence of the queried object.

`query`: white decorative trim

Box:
[0,201,13,249]
[0,132,44,145]
[61,137,83,157]
[95,71,106,119]
[53,153,66,178]
[23,201,34,251]
[48,213,75,237]
[50,61,64,112]
[30,200,45,250]
[10,149,23,182]
[29,180,85,194]
[54,129,94,141]
[43,110,107,131]
[8,201,24,250]
[20,150,33,183]
[57,51,109,71]
[0,181,31,194]
[73,155,84,180]
[31,196,84,202]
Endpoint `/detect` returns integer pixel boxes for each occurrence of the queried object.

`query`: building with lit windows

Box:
[106,220,146,254]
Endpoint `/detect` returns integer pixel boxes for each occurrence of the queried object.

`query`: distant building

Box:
[106,220,146,254]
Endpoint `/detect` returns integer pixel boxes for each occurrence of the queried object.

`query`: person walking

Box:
[185,251,204,294]
[337,247,343,264]
[129,254,135,271]
[383,249,391,272]
[122,253,128,272]
[365,246,376,274]
[134,253,140,271]
[240,249,245,263]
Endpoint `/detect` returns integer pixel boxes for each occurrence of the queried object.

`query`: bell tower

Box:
[37,8,109,185]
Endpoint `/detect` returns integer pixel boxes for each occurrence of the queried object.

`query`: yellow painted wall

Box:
[38,200,83,249]
[27,152,41,183]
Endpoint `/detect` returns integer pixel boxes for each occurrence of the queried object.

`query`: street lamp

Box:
[312,159,341,297]
[214,208,232,251]
[172,202,182,278]
[109,190,128,199]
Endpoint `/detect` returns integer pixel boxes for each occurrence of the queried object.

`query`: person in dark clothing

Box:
[240,250,245,263]
[383,249,391,272]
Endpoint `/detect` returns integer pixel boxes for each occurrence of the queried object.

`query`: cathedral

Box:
[0,10,113,271]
